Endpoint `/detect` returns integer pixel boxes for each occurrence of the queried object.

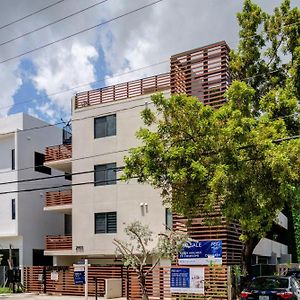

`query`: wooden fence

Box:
[45,190,72,207]
[45,235,72,251]
[45,144,72,162]
[74,73,170,109]
[24,265,231,299]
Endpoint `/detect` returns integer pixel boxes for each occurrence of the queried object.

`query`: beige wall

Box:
[71,93,170,256]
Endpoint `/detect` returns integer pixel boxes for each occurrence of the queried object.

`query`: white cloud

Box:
[31,42,98,113]
[0,0,297,121]
[0,62,22,117]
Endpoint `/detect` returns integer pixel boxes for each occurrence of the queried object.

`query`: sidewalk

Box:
[0,293,126,299]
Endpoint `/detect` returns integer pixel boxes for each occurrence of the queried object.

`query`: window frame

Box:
[94,212,117,234]
[94,114,116,139]
[94,163,117,186]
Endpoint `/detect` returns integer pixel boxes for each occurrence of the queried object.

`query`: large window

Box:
[95,212,117,234]
[94,163,117,186]
[94,114,116,138]
[34,152,51,175]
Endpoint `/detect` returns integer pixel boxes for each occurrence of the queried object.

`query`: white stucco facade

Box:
[0,113,65,266]
[46,93,169,264]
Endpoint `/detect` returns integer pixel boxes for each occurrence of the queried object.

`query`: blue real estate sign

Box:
[178,240,222,265]
[74,269,85,285]
[170,267,204,294]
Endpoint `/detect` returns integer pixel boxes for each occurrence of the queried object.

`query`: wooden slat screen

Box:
[75,73,170,109]
[24,265,229,299]
[173,214,243,266]
[45,235,72,250]
[45,190,72,207]
[170,41,230,107]
[24,266,124,296]
[45,144,72,162]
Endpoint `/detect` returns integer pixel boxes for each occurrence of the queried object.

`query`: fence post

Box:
[43,266,47,294]
[94,277,98,300]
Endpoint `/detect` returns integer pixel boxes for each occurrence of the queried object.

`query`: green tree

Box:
[122,0,300,277]
[113,221,188,300]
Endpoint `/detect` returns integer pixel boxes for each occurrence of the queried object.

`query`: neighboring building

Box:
[43,41,291,266]
[0,113,66,267]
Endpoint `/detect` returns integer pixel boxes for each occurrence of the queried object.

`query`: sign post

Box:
[73,259,90,300]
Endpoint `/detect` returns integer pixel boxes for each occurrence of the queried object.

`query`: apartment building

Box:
[43,41,291,267]
[0,113,66,267]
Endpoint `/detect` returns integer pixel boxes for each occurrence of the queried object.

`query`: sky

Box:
[0,0,299,125]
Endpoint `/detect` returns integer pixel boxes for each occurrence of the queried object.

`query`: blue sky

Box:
[0,0,298,125]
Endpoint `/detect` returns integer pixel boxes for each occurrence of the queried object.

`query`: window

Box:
[95,212,117,234]
[165,208,173,230]
[34,152,51,175]
[11,199,15,220]
[94,163,116,186]
[11,149,15,170]
[94,114,116,138]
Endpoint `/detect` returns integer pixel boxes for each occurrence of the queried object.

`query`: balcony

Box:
[44,144,72,172]
[75,72,170,109]
[46,235,72,251]
[44,190,72,213]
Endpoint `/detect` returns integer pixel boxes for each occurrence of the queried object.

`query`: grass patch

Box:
[0,287,11,294]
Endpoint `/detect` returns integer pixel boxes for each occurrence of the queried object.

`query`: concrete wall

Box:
[71,94,169,256]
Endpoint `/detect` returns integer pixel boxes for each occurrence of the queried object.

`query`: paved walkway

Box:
[0,293,126,299]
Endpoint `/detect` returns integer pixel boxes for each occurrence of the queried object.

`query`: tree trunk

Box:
[241,236,259,279]
[138,272,149,300]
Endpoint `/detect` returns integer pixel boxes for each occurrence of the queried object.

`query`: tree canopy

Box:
[123,0,300,274]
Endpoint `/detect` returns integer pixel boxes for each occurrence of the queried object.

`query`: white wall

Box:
[0,113,66,266]
[0,134,18,237]
[72,94,169,256]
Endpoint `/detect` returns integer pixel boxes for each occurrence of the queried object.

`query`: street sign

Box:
[178,240,222,265]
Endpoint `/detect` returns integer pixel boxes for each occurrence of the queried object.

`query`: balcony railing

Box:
[45,190,72,207]
[46,235,72,250]
[75,73,170,109]
[45,144,72,162]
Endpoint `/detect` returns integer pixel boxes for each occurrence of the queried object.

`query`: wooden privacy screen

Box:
[44,144,72,162]
[173,213,243,266]
[75,73,171,109]
[127,266,229,300]
[170,41,230,107]
[24,266,124,297]
[45,190,72,207]
[24,265,229,299]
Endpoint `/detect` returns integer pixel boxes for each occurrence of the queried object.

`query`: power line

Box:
[0,60,169,112]
[0,99,153,175]
[0,0,110,47]
[0,165,124,187]
[0,96,153,141]
[0,83,298,176]
[0,0,164,64]
[0,0,65,30]
[1,133,300,195]
[0,176,131,196]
